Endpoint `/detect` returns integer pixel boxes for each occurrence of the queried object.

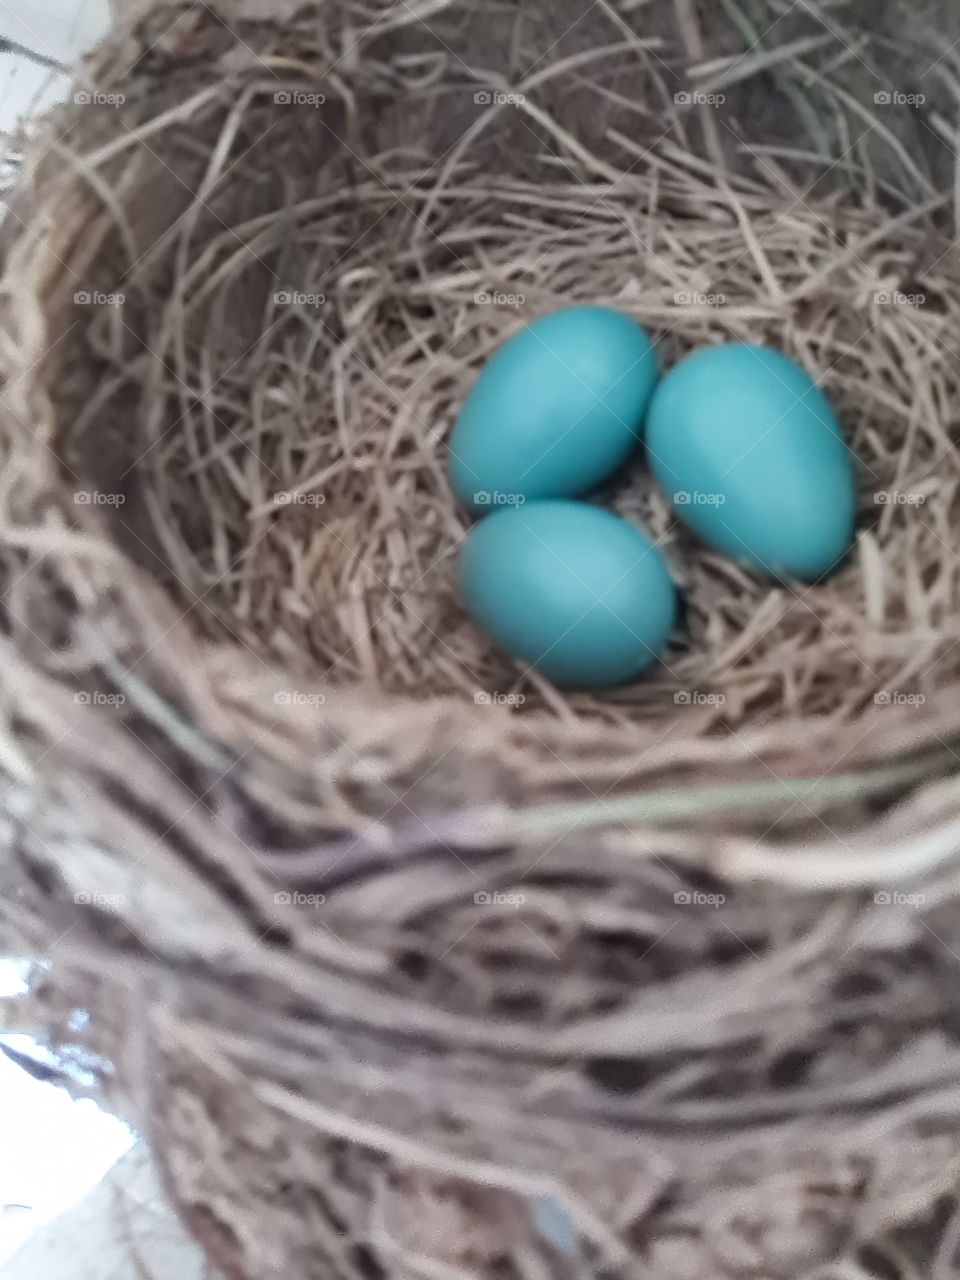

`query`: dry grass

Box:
[2,2,960,1279]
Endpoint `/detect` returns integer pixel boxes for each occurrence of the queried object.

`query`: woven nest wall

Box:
[3,1,960,1277]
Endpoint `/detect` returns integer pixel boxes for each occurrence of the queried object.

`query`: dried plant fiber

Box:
[3,1,960,1278]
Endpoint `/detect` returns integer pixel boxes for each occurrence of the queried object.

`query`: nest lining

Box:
[4,3,960,1280]
[27,4,960,745]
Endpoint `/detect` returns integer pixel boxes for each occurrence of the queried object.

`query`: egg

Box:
[449,306,658,512]
[459,501,677,687]
[646,344,856,580]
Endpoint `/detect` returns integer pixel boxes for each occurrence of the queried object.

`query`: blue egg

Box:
[449,306,658,512]
[459,501,677,688]
[646,344,856,580]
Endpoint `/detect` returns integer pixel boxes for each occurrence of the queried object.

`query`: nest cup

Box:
[3,1,960,1277]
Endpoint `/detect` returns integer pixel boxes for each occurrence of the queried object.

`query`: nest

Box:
[3,1,960,1277]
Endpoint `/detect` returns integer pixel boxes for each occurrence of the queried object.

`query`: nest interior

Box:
[4,2,960,1280]
[29,0,960,734]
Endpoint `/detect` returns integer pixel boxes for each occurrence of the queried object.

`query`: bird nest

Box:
[3,1,960,1278]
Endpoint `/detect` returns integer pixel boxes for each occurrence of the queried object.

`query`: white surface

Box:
[3,0,112,66]
[0,1144,212,1280]
[0,0,112,129]
[0,1046,135,1264]
[0,961,136,1264]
